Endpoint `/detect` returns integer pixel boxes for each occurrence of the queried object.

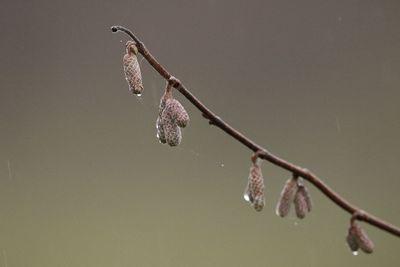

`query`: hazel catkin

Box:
[348,221,375,254]
[276,177,298,217]
[123,41,144,95]
[156,84,189,146]
[244,162,265,211]
[161,107,182,146]
[294,184,312,219]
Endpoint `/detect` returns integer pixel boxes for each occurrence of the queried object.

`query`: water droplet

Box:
[352,251,359,256]
[136,93,142,97]
[243,194,250,202]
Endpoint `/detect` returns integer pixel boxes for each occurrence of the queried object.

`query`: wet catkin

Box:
[156,84,189,146]
[349,222,375,254]
[244,162,265,211]
[346,227,359,253]
[156,117,166,144]
[161,104,182,146]
[276,177,298,217]
[123,41,144,95]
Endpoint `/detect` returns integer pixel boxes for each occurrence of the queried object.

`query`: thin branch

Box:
[111,25,400,238]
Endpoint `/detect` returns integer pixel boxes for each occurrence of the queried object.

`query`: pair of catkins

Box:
[156,83,189,146]
[276,175,313,219]
[122,40,189,146]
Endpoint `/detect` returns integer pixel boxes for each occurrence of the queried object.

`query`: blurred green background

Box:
[0,0,399,266]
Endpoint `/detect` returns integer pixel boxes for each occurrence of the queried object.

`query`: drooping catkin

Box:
[244,161,265,211]
[164,98,190,128]
[294,183,312,219]
[156,83,189,146]
[276,176,298,217]
[123,41,144,95]
[346,227,359,253]
[161,106,182,146]
[348,221,375,254]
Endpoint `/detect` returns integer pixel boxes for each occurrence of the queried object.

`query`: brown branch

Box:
[111,25,400,238]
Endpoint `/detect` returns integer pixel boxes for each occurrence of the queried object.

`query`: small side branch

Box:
[111,26,400,238]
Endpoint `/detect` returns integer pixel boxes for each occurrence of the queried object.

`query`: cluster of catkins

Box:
[276,175,312,219]
[156,82,189,146]
[243,159,313,218]
[243,157,374,254]
[346,217,375,254]
[122,41,189,146]
[121,40,375,255]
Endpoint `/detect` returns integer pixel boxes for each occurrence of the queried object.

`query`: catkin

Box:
[346,227,359,253]
[161,107,182,146]
[276,177,298,217]
[123,41,144,95]
[350,222,375,254]
[244,163,265,211]
[156,85,189,146]
[294,185,309,219]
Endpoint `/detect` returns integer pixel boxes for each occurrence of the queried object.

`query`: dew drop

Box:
[243,194,250,202]
[352,251,359,256]
[135,94,143,103]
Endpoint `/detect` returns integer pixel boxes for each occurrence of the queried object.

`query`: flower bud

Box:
[123,41,143,95]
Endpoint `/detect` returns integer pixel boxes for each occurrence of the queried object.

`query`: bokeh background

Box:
[1,0,399,266]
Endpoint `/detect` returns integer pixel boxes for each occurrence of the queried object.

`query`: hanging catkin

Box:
[156,82,189,146]
[123,41,144,95]
[276,176,298,217]
[244,159,265,211]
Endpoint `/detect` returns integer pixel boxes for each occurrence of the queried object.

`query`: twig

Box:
[111,25,400,238]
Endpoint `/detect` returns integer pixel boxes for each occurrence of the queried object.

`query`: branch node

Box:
[251,150,264,165]
[168,76,181,88]
[351,210,367,223]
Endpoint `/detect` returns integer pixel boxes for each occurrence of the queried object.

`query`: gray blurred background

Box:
[0,0,399,266]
